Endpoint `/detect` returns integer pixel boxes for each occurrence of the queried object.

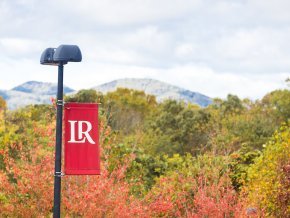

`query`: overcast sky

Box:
[0,0,289,99]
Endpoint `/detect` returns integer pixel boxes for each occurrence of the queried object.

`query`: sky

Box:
[0,0,289,99]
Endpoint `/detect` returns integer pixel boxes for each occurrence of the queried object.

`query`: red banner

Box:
[64,103,100,175]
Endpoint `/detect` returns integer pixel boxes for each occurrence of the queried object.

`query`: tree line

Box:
[0,87,289,217]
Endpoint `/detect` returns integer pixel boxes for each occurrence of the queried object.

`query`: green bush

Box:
[245,124,290,217]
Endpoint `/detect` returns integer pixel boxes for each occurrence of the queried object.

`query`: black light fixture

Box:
[40,48,57,65]
[40,45,82,65]
[53,45,82,63]
[40,44,82,218]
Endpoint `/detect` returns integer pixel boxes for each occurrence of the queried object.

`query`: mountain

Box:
[1,81,74,110]
[93,78,212,107]
[1,79,212,110]
[12,81,74,95]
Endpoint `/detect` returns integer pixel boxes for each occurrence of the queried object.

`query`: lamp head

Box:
[53,45,82,64]
[40,45,82,66]
[40,48,58,65]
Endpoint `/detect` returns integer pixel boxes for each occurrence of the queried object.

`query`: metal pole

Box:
[53,63,64,218]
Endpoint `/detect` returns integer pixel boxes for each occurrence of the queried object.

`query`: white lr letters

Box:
[68,120,96,144]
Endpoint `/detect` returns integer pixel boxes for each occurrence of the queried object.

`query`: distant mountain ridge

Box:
[0,81,75,110]
[93,78,212,107]
[1,79,212,109]
[12,81,74,95]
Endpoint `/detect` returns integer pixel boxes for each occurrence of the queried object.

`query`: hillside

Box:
[12,81,74,95]
[1,79,212,109]
[1,81,74,110]
[94,78,212,107]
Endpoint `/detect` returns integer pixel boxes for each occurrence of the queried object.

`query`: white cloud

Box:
[122,26,172,52]
[162,65,289,99]
[175,43,196,58]
[216,28,289,60]
[0,0,290,100]
[0,58,55,89]
[1,57,289,100]
[54,63,289,100]
[52,0,201,25]
[0,38,44,57]
[249,0,290,23]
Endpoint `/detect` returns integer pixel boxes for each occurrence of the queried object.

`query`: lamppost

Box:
[40,45,82,218]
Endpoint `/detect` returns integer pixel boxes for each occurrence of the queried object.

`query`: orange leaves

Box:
[0,146,54,216]
[0,106,250,217]
[146,174,244,217]
[61,174,145,217]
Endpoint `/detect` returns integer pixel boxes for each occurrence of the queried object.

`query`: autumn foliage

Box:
[0,88,289,217]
